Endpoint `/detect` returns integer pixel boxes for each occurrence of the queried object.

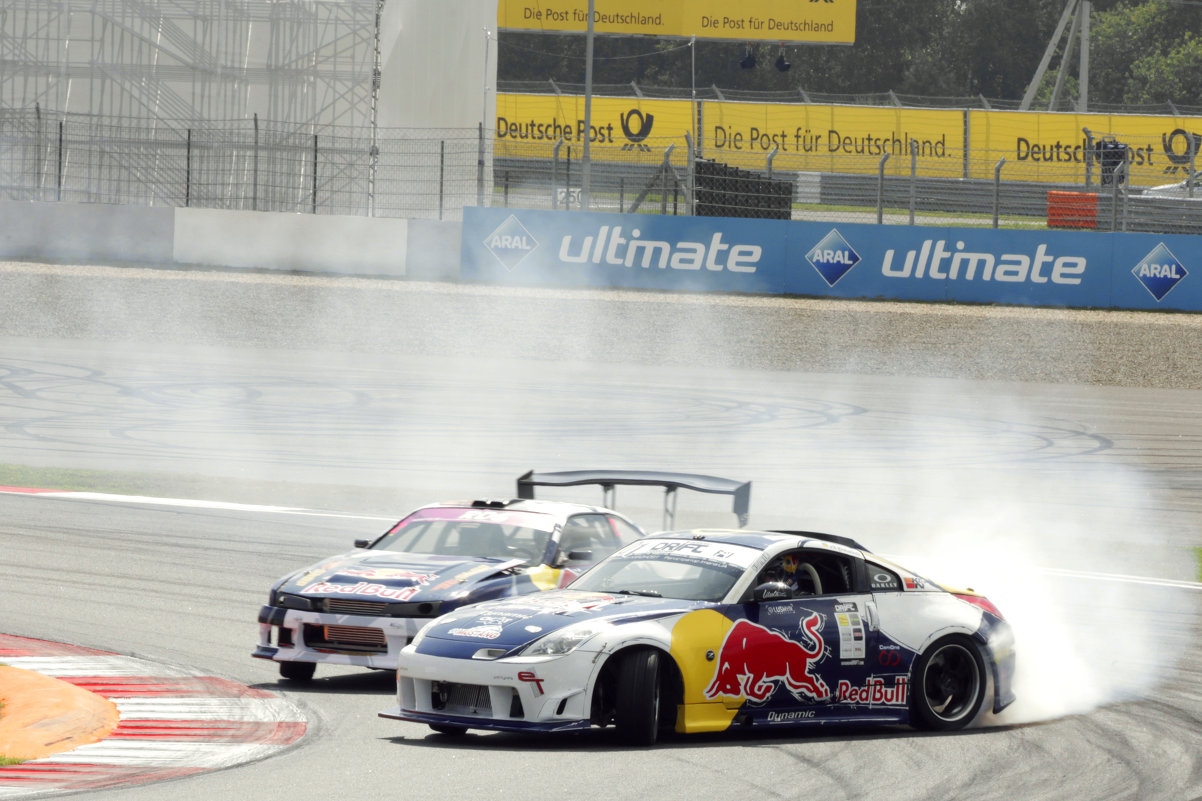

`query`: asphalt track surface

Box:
[1,261,1201,801]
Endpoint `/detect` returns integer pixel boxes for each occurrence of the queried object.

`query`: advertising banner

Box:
[968,110,1202,188]
[462,207,1202,312]
[701,103,964,177]
[497,0,856,44]
[495,93,693,163]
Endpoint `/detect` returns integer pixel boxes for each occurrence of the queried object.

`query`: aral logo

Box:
[1132,242,1188,301]
[806,229,860,287]
[484,215,538,271]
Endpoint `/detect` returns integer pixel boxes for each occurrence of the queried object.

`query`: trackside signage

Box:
[462,207,1202,311]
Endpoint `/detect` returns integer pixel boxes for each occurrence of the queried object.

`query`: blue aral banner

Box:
[461,207,1202,312]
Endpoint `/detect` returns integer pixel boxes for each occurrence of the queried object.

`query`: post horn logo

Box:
[1161,128,1201,175]
[620,109,654,152]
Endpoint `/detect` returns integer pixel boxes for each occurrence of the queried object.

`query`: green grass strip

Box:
[1196,547,1202,583]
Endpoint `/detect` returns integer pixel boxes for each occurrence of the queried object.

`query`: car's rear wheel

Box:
[278,661,316,682]
[613,648,661,746]
[910,635,987,731]
[429,724,467,736]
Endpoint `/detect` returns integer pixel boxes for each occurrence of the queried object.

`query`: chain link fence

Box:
[1,106,1198,233]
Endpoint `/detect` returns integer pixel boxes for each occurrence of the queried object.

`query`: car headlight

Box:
[521,620,613,657]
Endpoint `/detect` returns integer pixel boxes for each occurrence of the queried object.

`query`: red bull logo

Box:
[704,614,830,703]
[836,676,909,706]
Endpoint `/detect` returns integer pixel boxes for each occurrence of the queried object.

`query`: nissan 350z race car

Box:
[380,529,1015,743]
[254,471,751,681]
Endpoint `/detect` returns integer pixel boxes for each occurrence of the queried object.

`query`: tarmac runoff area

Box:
[0,633,307,797]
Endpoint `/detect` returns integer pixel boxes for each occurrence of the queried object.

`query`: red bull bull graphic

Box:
[704,614,829,703]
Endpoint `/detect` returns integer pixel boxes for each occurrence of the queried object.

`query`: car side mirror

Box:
[354,539,371,549]
[753,581,792,603]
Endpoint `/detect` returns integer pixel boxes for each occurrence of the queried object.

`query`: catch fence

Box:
[0,107,1198,234]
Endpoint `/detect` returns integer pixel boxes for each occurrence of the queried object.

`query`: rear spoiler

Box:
[517,469,751,529]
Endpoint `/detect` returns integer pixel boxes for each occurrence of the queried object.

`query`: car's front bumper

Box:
[380,642,603,733]
[254,604,428,670]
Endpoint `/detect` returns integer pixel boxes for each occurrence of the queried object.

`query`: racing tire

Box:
[429,724,468,736]
[910,635,987,731]
[278,661,316,682]
[614,649,662,747]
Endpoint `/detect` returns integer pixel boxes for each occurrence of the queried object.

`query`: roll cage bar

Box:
[516,469,751,529]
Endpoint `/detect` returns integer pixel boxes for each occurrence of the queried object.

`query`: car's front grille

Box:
[303,623,388,653]
[321,598,391,616]
[432,682,492,715]
[315,598,444,618]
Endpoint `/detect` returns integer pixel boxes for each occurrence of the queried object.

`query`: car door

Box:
[706,547,886,723]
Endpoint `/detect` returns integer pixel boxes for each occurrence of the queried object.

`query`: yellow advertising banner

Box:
[494,93,694,163]
[699,102,965,177]
[495,93,1202,188]
[497,0,856,45]
[968,110,1202,187]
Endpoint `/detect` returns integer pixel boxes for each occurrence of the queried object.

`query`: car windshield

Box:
[372,508,554,564]
[569,539,762,602]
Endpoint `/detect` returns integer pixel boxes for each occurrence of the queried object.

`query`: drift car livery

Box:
[381,529,1015,744]
[254,471,751,681]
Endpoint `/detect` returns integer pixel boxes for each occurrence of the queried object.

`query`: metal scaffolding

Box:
[0,0,378,128]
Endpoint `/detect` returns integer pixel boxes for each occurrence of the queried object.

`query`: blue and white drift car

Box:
[380,529,1015,743]
[254,471,751,681]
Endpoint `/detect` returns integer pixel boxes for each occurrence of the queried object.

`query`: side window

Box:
[754,549,857,597]
[607,516,643,547]
[868,564,902,592]
[560,514,621,562]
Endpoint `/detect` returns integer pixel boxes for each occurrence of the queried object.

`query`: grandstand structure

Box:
[0,0,380,127]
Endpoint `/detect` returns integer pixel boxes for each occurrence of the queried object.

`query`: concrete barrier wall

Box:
[0,201,462,279]
[173,208,410,276]
[0,201,174,264]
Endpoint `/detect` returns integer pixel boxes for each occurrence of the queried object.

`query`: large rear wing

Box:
[516,469,751,529]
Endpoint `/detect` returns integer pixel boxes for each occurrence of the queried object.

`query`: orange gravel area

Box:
[0,665,119,760]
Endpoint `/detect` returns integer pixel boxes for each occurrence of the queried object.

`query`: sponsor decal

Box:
[557,226,761,273]
[484,215,539,271]
[881,240,1086,285]
[835,676,909,706]
[878,647,903,668]
[620,109,654,151]
[428,563,498,592]
[303,581,422,602]
[518,670,546,695]
[448,625,503,640]
[806,229,861,287]
[870,571,899,590]
[338,568,435,583]
[704,613,830,703]
[903,577,926,591]
[766,709,816,722]
[1132,243,1188,302]
[1161,128,1202,176]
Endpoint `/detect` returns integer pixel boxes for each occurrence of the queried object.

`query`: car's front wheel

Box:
[278,661,316,682]
[910,635,987,730]
[613,649,662,746]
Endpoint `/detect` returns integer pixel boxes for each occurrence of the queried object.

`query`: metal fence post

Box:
[909,139,918,225]
[439,140,445,221]
[1112,161,1125,231]
[877,153,890,224]
[993,157,1006,228]
[477,122,486,207]
[312,133,319,214]
[685,132,695,216]
[1082,127,1094,188]
[185,128,192,207]
[551,138,564,210]
[252,113,259,211]
[57,120,63,202]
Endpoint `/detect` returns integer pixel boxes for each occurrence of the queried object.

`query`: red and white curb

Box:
[0,635,307,797]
